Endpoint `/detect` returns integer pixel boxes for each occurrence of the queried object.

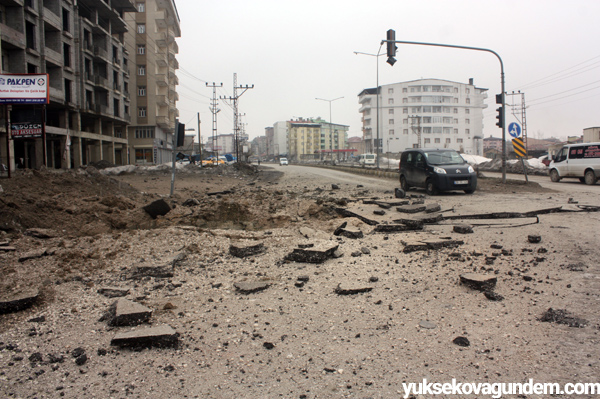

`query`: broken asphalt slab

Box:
[111,325,178,348]
[102,298,153,326]
[0,289,39,315]
[403,239,464,253]
[285,242,340,264]
[229,242,266,258]
[460,273,497,291]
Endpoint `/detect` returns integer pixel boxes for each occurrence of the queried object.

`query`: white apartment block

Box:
[359,78,488,155]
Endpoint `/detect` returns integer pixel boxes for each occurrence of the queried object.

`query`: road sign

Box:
[512,137,527,157]
[508,122,521,138]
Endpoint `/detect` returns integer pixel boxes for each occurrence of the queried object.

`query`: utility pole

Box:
[410,115,422,148]
[197,112,201,162]
[507,91,528,154]
[206,82,222,160]
[221,73,254,163]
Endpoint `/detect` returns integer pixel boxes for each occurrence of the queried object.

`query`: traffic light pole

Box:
[382,37,507,183]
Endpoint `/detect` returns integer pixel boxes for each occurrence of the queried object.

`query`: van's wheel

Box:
[425,179,438,196]
[549,169,561,182]
[584,170,597,185]
[400,176,410,191]
[464,189,474,194]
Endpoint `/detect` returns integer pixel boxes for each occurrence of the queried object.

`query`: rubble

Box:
[334,283,373,295]
[229,242,266,258]
[143,199,172,219]
[234,281,271,294]
[98,287,130,298]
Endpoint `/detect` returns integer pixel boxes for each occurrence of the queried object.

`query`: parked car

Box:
[399,148,477,195]
[549,142,600,185]
[279,158,288,166]
[202,157,225,166]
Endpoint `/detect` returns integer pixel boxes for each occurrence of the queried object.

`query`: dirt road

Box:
[1,164,599,398]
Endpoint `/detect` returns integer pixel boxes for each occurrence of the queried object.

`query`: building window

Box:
[389,109,394,114]
[402,98,408,104]
[466,98,471,104]
[135,127,154,139]
[138,65,145,75]
[62,8,70,32]
[457,138,463,143]
[389,119,394,125]
[64,79,72,103]
[446,138,451,144]
[435,138,441,143]
[388,98,394,105]
[403,108,408,114]
[466,119,470,124]
[137,44,145,55]
[466,129,470,135]
[25,0,34,8]
[389,129,395,135]
[454,129,458,134]
[465,109,470,114]
[136,2,145,12]
[137,24,145,34]
[402,87,407,93]
[424,138,431,144]
[63,43,71,67]
[138,86,146,96]
[388,88,394,94]
[138,107,146,117]
[413,144,419,148]
[466,88,470,94]
[403,129,408,135]
[135,148,153,163]
[25,21,35,50]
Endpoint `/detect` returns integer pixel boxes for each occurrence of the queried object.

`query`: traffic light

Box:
[176,122,185,147]
[386,29,397,66]
[495,107,503,128]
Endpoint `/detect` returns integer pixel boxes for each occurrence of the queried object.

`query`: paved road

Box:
[483,171,600,196]
[273,163,600,197]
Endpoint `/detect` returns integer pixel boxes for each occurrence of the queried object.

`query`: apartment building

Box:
[0,0,135,170]
[124,0,180,165]
[359,78,488,156]
[277,117,350,162]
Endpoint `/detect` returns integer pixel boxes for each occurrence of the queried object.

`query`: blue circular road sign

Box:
[508,122,522,138]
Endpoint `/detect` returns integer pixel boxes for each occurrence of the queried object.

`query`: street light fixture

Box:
[354,43,384,169]
[315,96,344,163]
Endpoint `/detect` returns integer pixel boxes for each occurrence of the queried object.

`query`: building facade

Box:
[0,0,136,170]
[583,127,600,143]
[124,0,180,165]
[280,117,350,161]
[359,78,487,156]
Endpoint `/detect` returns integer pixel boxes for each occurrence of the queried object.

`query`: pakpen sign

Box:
[0,74,49,104]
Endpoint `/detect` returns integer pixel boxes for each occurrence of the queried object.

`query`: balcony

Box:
[155,10,167,29]
[95,103,109,115]
[156,95,168,106]
[156,116,170,128]
[0,23,26,49]
[94,75,109,89]
[42,8,61,31]
[155,73,168,86]
[93,45,110,62]
[44,46,63,66]
[156,33,167,47]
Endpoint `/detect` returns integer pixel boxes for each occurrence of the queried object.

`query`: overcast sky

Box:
[175,0,600,143]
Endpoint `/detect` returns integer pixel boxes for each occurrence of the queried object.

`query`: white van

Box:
[358,153,376,166]
[549,142,600,185]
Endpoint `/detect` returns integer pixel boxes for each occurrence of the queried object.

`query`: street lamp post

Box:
[354,44,384,169]
[315,96,343,163]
